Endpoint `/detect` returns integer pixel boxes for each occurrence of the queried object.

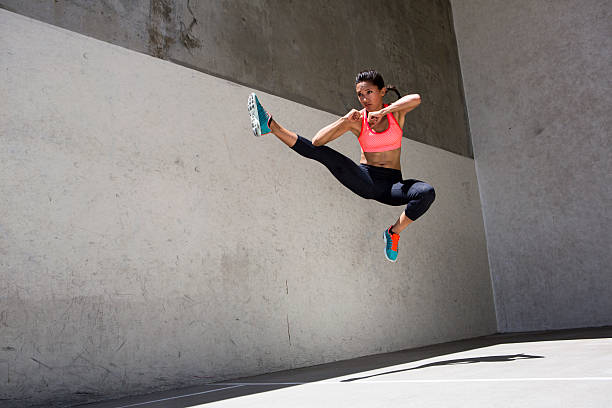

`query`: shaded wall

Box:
[0,0,472,157]
[0,10,494,407]
[450,0,612,331]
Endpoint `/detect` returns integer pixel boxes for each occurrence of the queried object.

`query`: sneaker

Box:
[383,226,400,262]
[247,93,273,137]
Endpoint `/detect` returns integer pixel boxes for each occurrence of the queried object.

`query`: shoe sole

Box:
[247,93,262,137]
[383,232,397,263]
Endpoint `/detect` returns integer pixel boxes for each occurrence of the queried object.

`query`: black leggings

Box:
[291,136,435,221]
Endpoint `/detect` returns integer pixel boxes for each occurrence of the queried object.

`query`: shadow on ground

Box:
[341,353,545,382]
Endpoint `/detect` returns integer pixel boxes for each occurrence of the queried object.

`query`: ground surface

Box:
[78,327,612,408]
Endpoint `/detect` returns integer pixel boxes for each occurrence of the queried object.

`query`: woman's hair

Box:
[355,69,401,99]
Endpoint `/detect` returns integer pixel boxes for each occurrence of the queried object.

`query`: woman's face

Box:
[356,81,386,111]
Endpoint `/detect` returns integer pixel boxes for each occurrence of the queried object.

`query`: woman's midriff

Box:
[360,147,402,170]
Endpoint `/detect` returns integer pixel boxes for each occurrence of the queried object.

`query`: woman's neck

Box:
[367,103,385,112]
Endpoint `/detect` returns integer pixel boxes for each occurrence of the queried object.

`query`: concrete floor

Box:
[77,327,612,408]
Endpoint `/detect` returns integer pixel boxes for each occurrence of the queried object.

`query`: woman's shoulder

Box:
[389,110,404,129]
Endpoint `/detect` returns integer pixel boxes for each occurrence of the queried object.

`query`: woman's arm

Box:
[382,93,421,115]
[367,94,421,125]
[312,109,362,146]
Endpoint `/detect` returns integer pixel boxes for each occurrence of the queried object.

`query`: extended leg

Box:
[248,93,375,198]
[269,119,298,147]
[246,92,302,147]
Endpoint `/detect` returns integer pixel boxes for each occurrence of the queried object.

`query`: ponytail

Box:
[385,85,401,100]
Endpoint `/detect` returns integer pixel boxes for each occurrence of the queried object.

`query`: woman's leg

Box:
[380,180,435,261]
[390,212,413,234]
[269,119,298,147]
[387,180,436,234]
[268,119,376,199]
[249,93,374,198]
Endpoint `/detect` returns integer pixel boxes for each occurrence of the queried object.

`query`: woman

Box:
[247,70,435,262]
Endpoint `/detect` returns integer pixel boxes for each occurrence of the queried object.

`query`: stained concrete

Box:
[0,10,493,407]
[450,0,612,332]
[77,327,612,407]
[0,0,472,157]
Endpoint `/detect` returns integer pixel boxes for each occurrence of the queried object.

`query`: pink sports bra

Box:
[358,104,403,152]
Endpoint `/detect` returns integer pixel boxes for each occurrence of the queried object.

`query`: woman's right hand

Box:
[343,109,362,123]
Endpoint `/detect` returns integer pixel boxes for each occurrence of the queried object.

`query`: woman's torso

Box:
[349,109,404,170]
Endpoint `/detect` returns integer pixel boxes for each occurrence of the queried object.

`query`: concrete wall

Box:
[450,0,612,332]
[0,10,494,407]
[0,0,472,158]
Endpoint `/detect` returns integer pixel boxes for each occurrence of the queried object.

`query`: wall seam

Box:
[447,0,501,333]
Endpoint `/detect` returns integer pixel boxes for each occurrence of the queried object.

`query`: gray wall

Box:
[0,0,472,158]
[0,10,495,407]
[450,0,612,332]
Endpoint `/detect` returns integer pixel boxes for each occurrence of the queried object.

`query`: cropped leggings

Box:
[291,136,435,221]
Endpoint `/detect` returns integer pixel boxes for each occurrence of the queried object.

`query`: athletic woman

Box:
[247,70,435,262]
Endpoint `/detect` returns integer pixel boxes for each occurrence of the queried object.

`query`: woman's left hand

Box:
[367,110,384,126]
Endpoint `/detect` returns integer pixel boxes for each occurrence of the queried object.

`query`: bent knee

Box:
[420,184,436,204]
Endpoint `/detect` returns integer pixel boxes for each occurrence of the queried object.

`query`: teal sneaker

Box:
[383,226,400,262]
[247,93,273,137]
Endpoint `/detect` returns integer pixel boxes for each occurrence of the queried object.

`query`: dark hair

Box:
[355,69,401,99]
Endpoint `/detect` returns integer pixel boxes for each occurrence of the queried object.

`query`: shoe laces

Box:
[390,233,400,251]
[387,229,400,251]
